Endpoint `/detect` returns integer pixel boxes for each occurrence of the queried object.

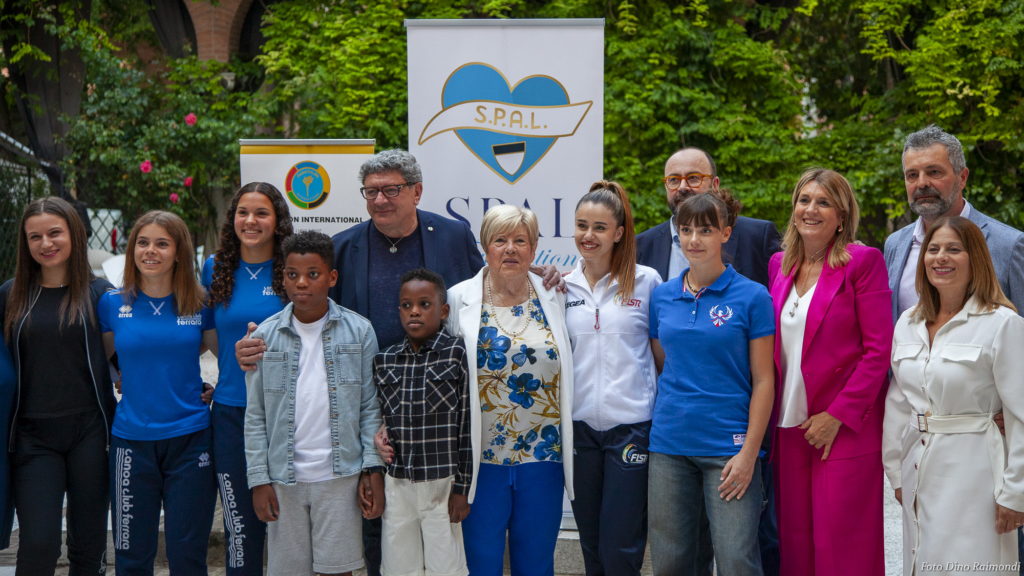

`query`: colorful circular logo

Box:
[622,443,648,465]
[285,161,331,210]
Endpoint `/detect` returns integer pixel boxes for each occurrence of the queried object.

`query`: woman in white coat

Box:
[446,204,575,576]
[884,216,1024,575]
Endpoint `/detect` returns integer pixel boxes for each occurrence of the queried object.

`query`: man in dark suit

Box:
[636,147,781,288]
[239,149,561,576]
[637,147,782,576]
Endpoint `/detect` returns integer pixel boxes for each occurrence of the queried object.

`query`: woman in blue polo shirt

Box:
[99,210,218,574]
[202,182,292,575]
[647,190,776,576]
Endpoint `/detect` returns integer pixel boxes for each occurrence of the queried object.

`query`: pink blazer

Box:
[768,243,894,460]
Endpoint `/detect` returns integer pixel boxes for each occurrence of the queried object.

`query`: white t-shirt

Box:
[778,283,815,428]
[290,312,335,483]
[897,201,972,319]
[564,263,663,430]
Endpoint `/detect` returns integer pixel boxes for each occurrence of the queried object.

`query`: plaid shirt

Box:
[373,329,473,494]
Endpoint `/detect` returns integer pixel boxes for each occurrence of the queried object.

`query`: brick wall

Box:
[182,0,255,63]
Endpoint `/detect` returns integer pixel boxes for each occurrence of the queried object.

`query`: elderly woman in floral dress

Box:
[446,204,575,576]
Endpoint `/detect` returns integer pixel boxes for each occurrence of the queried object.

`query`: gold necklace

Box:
[486,275,533,339]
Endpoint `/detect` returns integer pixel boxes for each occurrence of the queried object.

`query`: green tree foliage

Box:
[5,0,1022,245]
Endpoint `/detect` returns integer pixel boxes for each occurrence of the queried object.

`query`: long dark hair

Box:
[4,197,95,340]
[208,182,293,308]
[576,180,637,303]
[121,211,206,317]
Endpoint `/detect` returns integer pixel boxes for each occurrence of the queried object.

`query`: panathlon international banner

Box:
[239,139,375,236]
[407,19,605,270]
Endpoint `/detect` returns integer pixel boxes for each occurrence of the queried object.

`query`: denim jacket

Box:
[244,299,383,487]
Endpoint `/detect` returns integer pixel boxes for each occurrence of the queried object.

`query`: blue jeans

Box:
[649,452,763,576]
[462,462,564,576]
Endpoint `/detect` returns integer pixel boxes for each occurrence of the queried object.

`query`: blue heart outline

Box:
[426,62,586,184]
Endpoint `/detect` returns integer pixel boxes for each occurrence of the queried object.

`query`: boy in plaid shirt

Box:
[373,268,471,576]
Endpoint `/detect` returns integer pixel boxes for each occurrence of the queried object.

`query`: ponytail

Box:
[576,181,637,303]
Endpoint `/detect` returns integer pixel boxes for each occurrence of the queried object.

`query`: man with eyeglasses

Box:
[636,146,782,576]
[637,147,781,288]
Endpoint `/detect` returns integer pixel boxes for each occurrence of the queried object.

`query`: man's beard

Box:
[909,185,956,219]
[667,187,697,213]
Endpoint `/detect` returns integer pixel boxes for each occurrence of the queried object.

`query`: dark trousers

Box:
[695,455,779,576]
[12,411,109,576]
[570,420,650,576]
[110,427,218,576]
[363,517,382,576]
[212,403,267,576]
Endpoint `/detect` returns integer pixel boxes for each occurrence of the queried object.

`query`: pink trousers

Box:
[774,426,885,576]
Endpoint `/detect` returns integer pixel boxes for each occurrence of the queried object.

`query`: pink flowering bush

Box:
[184,113,197,126]
[169,193,179,204]
[183,176,193,187]
[139,160,152,173]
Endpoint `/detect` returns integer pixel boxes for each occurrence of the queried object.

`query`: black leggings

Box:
[13,410,109,575]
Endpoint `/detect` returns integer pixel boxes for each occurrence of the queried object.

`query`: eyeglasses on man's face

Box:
[663,173,714,191]
[359,182,417,200]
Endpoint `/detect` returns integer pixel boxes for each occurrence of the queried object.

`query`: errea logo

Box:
[118,304,132,318]
[199,452,211,467]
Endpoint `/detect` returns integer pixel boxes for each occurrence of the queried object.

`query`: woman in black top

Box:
[0,197,116,575]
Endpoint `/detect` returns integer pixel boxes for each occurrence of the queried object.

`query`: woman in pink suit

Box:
[767,168,893,576]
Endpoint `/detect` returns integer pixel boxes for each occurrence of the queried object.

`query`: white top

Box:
[884,297,1024,574]
[290,313,335,483]
[564,263,663,430]
[778,283,815,428]
[897,201,972,319]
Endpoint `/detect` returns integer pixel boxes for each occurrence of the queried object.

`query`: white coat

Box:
[883,297,1024,575]
[445,267,575,504]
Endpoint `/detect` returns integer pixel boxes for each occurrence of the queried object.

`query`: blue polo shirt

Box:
[202,256,286,407]
[99,291,214,441]
[648,265,775,457]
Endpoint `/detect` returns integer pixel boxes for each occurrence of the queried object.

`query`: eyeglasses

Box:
[663,173,714,191]
[359,182,417,199]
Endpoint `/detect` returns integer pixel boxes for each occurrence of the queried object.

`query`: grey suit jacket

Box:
[883,207,1024,322]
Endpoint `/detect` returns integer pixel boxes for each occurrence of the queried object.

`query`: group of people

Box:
[0,123,1022,576]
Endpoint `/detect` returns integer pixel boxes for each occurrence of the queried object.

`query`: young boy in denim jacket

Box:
[244,230,385,576]
[373,268,472,576]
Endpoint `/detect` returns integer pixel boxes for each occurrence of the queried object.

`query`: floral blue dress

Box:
[477,296,561,466]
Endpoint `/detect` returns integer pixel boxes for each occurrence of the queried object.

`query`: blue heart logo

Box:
[419,63,592,184]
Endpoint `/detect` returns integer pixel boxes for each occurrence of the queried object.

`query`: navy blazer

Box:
[883,206,1024,322]
[330,209,485,316]
[636,215,782,288]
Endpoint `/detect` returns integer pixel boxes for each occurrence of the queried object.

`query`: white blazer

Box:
[445,267,575,504]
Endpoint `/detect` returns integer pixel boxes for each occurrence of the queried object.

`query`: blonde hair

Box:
[912,216,1015,322]
[122,211,206,317]
[480,205,539,250]
[781,168,860,276]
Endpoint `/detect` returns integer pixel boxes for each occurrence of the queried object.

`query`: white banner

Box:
[407,19,605,270]
[238,139,375,237]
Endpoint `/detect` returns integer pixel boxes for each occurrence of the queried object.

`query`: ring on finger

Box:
[731,482,739,487]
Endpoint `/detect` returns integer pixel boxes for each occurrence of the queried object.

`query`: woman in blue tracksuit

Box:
[564,181,663,575]
[202,182,292,575]
[0,197,115,573]
[99,210,218,575]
